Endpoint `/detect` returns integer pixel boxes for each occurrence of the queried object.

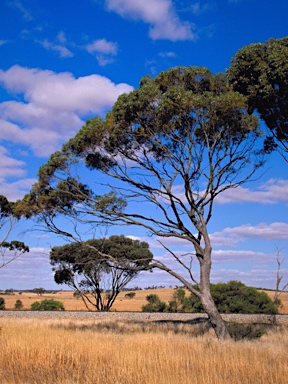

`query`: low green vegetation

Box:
[31,299,65,311]
[142,294,167,312]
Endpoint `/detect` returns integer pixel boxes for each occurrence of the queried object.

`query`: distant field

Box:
[1,287,288,313]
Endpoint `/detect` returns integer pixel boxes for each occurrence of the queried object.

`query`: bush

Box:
[31,299,65,311]
[0,297,5,310]
[180,281,279,314]
[125,292,136,299]
[227,323,267,340]
[14,299,23,310]
[168,288,186,312]
[142,294,167,312]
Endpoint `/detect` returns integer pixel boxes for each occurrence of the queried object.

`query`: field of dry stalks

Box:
[0,316,287,384]
[1,288,288,313]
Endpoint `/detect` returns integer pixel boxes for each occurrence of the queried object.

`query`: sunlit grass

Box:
[0,317,287,384]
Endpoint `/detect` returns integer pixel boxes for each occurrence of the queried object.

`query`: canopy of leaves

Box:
[51,235,153,281]
[50,235,153,311]
[227,36,288,153]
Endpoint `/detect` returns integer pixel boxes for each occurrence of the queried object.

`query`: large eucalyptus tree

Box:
[18,67,264,339]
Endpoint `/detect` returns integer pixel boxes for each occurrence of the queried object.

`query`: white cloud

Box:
[39,39,74,58]
[0,146,26,178]
[86,38,118,66]
[211,222,288,247]
[171,178,288,206]
[105,0,196,41]
[216,179,288,204]
[0,65,133,157]
[87,38,118,55]
[0,177,37,201]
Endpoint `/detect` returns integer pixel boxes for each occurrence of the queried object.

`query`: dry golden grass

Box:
[2,288,288,313]
[0,317,287,384]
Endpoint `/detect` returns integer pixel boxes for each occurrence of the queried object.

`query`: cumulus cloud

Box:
[0,177,37,201]
[171,178,288,206]
[0,65,133,157]
[86,38,118,66]
[211,222,288,247]
[105,0,196,41]
[215,179,288,205]
[0,146,26,178]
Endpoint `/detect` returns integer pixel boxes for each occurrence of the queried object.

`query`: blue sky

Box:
[0,0,288,291]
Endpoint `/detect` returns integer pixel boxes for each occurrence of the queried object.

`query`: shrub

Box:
[0,297,5,310]
[125,292,136,299]
[168,288,186,312]
[73,290,82,299]
[31,299,65,311]
[142,294,167,312]
[181,281,279,314]
[14,299,23,310]
[227,323,267,340]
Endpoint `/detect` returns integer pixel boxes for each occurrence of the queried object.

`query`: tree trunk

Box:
[198,245,231,340]
[201,290,231,340]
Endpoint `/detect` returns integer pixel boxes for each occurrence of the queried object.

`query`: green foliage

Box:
[168,282,279,314]
[142,294,167,312]
[227,323,267,341]
[0,297,5,310]
[168,288,186,312]
[0,195,29,266]
[0,195,14,218]
[50,235,153,311]
[228,36,288,154]
[31,299,65,311]
[14,299,23,310]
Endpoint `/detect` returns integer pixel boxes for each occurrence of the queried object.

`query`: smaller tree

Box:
[14,299,23,310]
[274,248,288,305]
[31,299,65,311]
[125,292,136,299]
[0,297,5,310]
[50,235,153,311]
[32,288,46,296]
[142,294,167,312]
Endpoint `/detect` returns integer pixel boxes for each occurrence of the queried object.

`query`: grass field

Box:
[0,316,287,384]
[1,288,288,313]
